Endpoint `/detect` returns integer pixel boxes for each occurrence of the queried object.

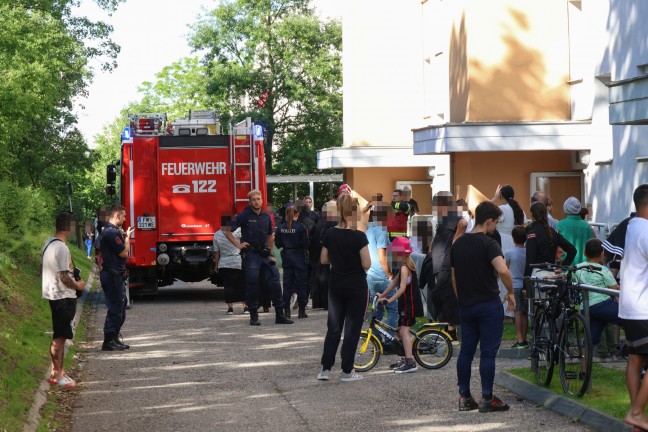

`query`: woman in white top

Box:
[213,228,246,315]
[492,185,526,250]
[492,184,526,317]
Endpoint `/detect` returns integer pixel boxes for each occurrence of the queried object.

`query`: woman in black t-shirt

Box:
[317,194,371,382]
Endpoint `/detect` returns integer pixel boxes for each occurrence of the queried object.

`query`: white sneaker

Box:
[317,369,330,381]
[340,370,363,382]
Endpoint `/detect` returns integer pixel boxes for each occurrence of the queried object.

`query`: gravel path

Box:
[72,283,591,431]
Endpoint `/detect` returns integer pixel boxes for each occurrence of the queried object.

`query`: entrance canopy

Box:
[266,174,343,204]
[413,121,592,154]
[266,174,343,183]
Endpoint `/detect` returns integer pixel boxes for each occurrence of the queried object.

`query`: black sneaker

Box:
[458,396,478,411]
[478,395,510,412]
[389,357,406,370]
[512,340,529,349]
[394,360,418,374]
[226,307,234,315]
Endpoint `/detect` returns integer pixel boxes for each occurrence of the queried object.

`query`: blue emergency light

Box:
[254,125,263,138]
[122,127,131,140]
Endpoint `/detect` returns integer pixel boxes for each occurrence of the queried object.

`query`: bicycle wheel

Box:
[531,307,554,386]
[354,331,381,372]
[412,329,453,369]
[558,313,592,397]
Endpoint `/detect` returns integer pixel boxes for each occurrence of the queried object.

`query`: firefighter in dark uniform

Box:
[276,205,310,319]
[225,190,294,326]
[99,204,133,351]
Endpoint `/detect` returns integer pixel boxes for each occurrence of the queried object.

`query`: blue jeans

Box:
[590,298,621,346]
[242,252,284,311]
[100,270,127,335]
[457,298,503,398]
[366,273,397,338]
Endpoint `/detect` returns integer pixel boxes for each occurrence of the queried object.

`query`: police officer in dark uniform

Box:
[100,204,133,351]
[225,190,294,326]
[276,205,310,319]
[299,197,321,312]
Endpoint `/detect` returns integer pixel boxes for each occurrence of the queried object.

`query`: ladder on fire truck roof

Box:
[230,118,257,211]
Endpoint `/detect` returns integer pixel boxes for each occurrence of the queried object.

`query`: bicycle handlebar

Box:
[529,262,603,274]
[372,295,379,310]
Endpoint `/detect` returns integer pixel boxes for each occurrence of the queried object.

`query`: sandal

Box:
[57,376,76,389]
[47,377,58,385]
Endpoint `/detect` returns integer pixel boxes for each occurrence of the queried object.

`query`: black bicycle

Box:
[527,263,597,397]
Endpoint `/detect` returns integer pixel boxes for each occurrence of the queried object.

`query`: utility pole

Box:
[66,182,73,212]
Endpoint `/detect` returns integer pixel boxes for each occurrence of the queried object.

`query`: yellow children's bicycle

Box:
[354,296,453,372]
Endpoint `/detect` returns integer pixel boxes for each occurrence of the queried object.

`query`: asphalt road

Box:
[72,281,591,432]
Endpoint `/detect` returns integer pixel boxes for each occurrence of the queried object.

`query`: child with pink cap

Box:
[377,236,423,373]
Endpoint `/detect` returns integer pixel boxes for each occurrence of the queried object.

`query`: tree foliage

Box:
[191,0,342,175]
[0,0,123,221]
[138,57,213,121]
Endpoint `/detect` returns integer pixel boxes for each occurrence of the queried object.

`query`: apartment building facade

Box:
[319,0,648,227]
[316,0,450,214]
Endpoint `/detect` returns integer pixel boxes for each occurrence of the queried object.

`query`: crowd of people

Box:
[41,183,648,426]
[307,182,639,417]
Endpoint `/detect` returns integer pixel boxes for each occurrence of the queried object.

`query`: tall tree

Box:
[191,0,342,177]
[0,1,122,215]
[138,57,214,121]
[0,0,123,221]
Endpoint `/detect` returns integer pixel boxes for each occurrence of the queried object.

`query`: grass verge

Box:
[0,237,93,431]
[36,244,95,432]
[509,364,630,419]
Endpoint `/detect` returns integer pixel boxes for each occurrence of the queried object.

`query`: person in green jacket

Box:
[556,197,595,265]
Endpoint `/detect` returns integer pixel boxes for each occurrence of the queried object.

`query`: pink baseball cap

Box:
[390,236,413,255]
[338,184,352,196]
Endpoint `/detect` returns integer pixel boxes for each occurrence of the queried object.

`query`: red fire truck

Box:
[105,111,267,296]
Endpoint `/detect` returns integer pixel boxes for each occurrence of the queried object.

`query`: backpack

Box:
[418,252,435,293]
[414,252,436,320]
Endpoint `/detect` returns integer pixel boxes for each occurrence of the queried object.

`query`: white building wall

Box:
[608,1,648,82]
[585,0,648,227]
[342,1,424,148]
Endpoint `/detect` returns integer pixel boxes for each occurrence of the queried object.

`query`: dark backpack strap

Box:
[41,238,63,259]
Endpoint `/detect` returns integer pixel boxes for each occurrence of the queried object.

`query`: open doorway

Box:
[395,181,433,214]
[530,172,584,221]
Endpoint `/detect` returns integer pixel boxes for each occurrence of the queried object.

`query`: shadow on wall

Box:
[588,1,648,225]
[449,6,570,122]
[606,1,647,81]
[449,12,469,123]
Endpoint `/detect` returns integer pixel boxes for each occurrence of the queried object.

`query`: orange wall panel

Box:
[449,0,571,122]
[453,150,575,216]
[345,167,431,207]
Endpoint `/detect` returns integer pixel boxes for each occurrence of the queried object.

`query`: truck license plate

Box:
[137,216,156,230]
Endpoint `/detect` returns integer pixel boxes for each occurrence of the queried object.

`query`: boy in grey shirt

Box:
[504,225,527,349]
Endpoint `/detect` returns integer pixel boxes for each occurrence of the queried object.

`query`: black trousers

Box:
[221,268,245,303]
[320,281,368,373]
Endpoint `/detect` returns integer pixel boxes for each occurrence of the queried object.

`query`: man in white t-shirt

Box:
[42,212,86,389]
[619,184,648,430]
